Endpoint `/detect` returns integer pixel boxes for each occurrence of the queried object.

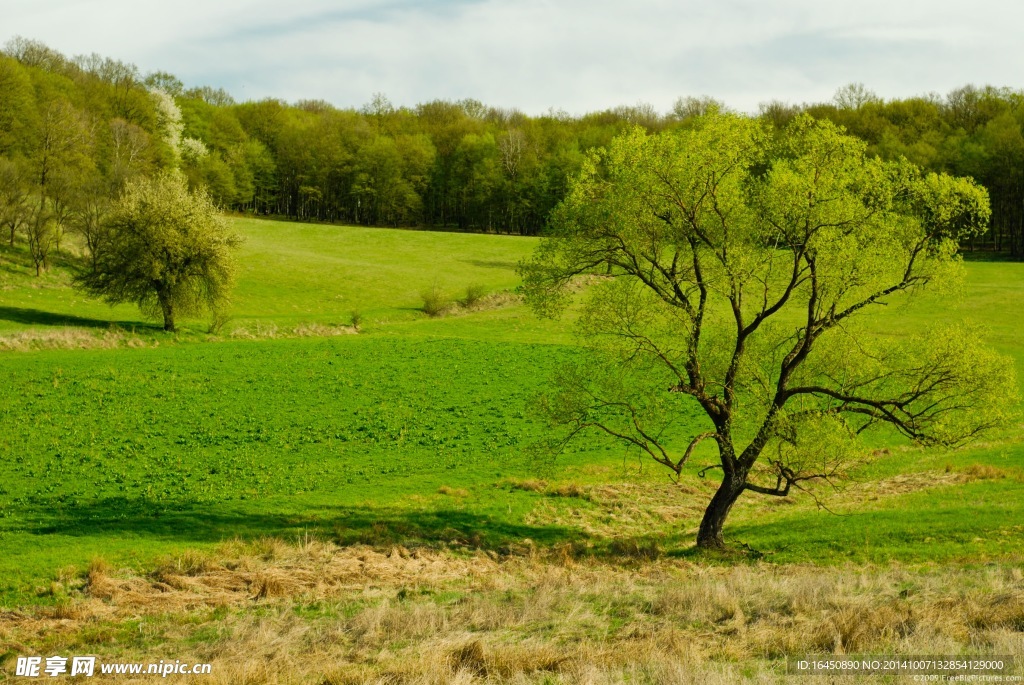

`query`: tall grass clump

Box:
[420,283,451,317]
[461,284,488,308]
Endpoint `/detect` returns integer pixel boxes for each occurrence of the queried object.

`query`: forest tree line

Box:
[2,36,1024,266]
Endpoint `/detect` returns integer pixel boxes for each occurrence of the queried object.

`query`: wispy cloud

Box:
[4,0,1022,113]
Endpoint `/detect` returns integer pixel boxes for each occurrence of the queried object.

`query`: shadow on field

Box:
[23,497,582,551]
[462,259,518,270]
[960,250,1022,262]
[0,258,27,277]
[0,306,145,330]
[327,506,581,549]
[0,245,87,274]
[0,246,36,274]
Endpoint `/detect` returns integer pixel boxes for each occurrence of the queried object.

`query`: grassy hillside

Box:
[0,219,1022,681]
[0,219,537,330]
[1,220,1023,570]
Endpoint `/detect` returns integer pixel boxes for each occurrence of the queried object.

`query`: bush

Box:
[461,284,487,308]
[420,283,451,317]
[208,308,232,334]
[350,310,363,329]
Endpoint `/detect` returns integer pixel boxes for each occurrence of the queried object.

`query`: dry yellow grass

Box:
[524,481,711,541]
[0,319,360,352]
[421,290,523,318]
[227,321,358,340]
[961,463,1020,481]
[507,467,1023,546]
[0,326,151,352]
[461,291,522,313]
[1,538,1021,683]
[500,478,548,493]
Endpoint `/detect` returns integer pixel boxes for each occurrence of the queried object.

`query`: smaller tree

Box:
[24,199,53,276]
[69,173,111,271]
[0,156,30,246]
[76,171,241,331]
[834,82,880,110]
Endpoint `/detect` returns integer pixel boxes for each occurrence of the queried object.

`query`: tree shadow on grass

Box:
[0,244,89,274]
[18,497,584,552]
[0,306,150,331]
[461,259,518,270]
[0,259,29,278]
[0,246,36,275]
[960,250,1023,263]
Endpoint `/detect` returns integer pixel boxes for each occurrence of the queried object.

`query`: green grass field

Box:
[1,218,1022,603]
[2,219,1023,682]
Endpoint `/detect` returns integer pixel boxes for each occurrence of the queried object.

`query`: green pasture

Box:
[0,218,547,335]
[0,219,1023,604]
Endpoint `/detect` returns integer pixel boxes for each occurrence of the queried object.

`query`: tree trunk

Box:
[159,295,175,332]
[696,473,746,549]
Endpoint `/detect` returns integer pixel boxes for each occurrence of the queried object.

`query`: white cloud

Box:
[3,0,1022,113]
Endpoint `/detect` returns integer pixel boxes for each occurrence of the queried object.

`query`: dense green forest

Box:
[2,36,1023,256]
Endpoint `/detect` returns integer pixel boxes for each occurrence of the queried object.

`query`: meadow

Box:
[0,218,1022,682]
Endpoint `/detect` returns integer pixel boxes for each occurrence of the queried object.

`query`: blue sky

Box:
[4,0,1022,114]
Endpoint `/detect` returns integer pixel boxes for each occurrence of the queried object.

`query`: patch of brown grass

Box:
[564,273,614,292]
[500,477,548,492]
[416,288,524,320]
[2,539,1021,684]
[526,481,709,539]
[845,469,972,501]
[499,478,590,499]
[607,538,661,560]
[546,481,588,499]
[291,322,359,337]
[227,322,357,340]
[961,463,1016,481]
[251,570,298,599]
[0,326,150,352]
[438,485,470,498]
[461,290,521,312]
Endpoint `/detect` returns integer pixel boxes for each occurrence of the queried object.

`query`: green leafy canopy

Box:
[519,113,1018,547]
[75,171,241,330]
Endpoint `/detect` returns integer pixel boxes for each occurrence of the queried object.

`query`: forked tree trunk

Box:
[696,472,747,549]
